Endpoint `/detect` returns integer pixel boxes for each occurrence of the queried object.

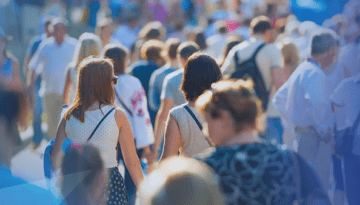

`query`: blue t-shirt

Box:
[0,166,59,204]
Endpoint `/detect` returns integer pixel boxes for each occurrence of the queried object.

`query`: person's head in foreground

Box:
[140,39,165,65]
[73,32,103,69]
[177,41,200,67]
[196,79,264,146]
[138,157,225,205]
[61,144,108,205]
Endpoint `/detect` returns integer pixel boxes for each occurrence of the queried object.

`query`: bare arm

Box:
[115,109,144,188]
[51,118,67,170]
[63,70,73,105]
[271,67,284,90]
[159,114,181,161]
[153,98,173,154]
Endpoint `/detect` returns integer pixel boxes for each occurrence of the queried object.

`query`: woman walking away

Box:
[104,44,154,205]
[61,144,108,205]
[52,57,144,205]
[195,79,330,205]
[63,32,102,105]
[160,53,222,160]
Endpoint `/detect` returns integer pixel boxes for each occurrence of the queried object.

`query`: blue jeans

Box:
[261,117,283,144]
[344,154,360,205]
[32,77,43,144]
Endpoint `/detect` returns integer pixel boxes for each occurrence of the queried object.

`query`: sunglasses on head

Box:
[112,76,118,85]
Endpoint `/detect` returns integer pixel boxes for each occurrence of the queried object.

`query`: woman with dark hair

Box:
[104,44,154,204]
[194,28,207,51]
[195,79,330,205]
[51,57,143,205]
[217,35,243,67]
[61,144,107,205]
[160,53,222,161]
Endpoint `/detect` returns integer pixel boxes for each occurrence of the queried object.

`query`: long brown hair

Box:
[64,57,115,123]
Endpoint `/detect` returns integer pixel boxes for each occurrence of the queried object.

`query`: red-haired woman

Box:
[51,57,143,205]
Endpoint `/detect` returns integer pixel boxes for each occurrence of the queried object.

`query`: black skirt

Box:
[101,167,129,205]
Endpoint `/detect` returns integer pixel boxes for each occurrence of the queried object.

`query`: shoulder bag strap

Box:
[114,88,133,116]
[87,107,116,142]
[183,105,203,131]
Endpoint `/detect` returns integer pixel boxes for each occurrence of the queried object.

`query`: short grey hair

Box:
[310,28,337,56]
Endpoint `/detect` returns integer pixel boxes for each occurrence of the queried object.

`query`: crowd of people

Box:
[1,0,360,204]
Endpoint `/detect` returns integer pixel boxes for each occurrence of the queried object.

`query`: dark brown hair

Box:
[181,53,222,102]
[196,79,263,133]
[250,16,273,35]
[164,38,181,60]
[64,57,115,123]
[103,44,129,75]
[140,39,165,62]
[177,42,200,60]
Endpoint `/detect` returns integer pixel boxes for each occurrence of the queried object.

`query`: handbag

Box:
[334,111,360,157]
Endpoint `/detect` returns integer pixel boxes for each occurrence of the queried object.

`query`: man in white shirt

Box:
[28,18,77,141]
[206,21,228,60]
[273,29,337,191]
[330,73,360,204]
[221,15,283,144]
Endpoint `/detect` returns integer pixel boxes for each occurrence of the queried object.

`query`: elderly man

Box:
[28,18,77,141]
[273,28,337,192]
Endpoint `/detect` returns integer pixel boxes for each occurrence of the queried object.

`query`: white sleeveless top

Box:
[65,105,119,168]
[169,104,211,157]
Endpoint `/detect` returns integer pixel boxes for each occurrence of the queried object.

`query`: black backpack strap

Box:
[250,43,266,60]
[183,105,203,131]
[87,107,116,142]
[114,88,133,116]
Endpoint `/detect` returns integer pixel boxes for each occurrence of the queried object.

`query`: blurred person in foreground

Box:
[273,28,337,193]
[0,87,58,204]
[160,53,222,160]
[28,18,77,141]
[51,57,144,205]
[60,144,108,205]
[138,157,225,205]
[63,32,102,105]
[24,17,53,149]
[148,38,181,116]
[221,16,284,144]
[127,39,165,125]
[195,79,330,205]
[104,44,154,205]
[150,42,199,165]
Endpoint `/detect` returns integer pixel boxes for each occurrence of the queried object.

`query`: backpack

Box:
[230,43,269,110]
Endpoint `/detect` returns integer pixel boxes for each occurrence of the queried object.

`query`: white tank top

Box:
[65,105,119,168]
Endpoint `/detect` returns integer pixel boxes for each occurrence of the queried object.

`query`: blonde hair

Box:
[73,33,102,69]
[280,40,300,70]
[138,157,225,205]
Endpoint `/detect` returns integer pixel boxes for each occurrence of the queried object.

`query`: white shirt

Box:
[221,38,282,117]
[114,75,154,149]
[206,34,227,60]
[339,43,360,78]
[112,24,139,49]
[65,105,119,168]
[29,36,77,96]
[273,59,334,137]
[330,73,360,156]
